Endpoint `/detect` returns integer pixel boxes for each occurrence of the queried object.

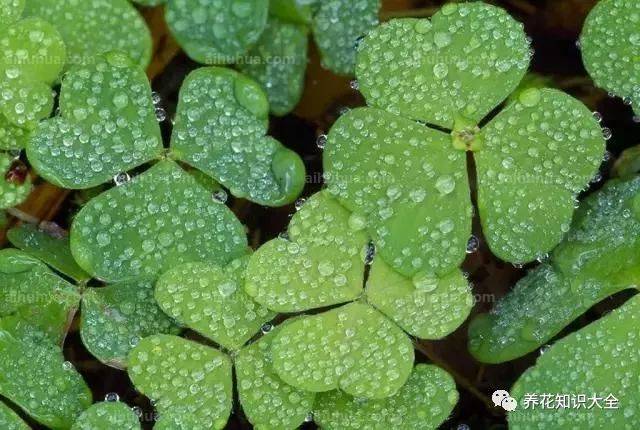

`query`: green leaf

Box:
[0,114,29,151]
[0,249,80,345]
[270,0,317,25]
[508,295,640,429]
[468,177,640,363]
[81,278,180,369]
[0,329,92,429]
[580,0,640,116]
[170,67,305,206]
[0,17,65,129]
[245,191,368,312]
[236,323,316,430]
[366,257,473,339]
[128,334,233,430]
[70,160,248,282]
[24,0,152,68]
[0,401,29,430]
[475,88,605,263]
[8,224,90,282]
[324,107,471,278]
[0,0,25,26]
[27,52,163,189]
[356,2,530,128]
[315,364,458,430]
[165,0,268,64]
[313,0,380,75]
[131,0,165,6]
[271,302,414,399]
[0,153,31,210]
[155,258,274,351]
[71,402,141,430]
[239,16,309,116]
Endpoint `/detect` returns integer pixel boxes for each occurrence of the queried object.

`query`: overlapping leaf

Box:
[239,17,309,116]
[580,0,640,116]
[71,402,141,430]
[155,258,274,351]
[165,0,268,64]
[70,160,248,282]
[170,67,305,206]
[245,191,368,312]
[0,401,28,430]
[0,154,31,209]
[469,177,640,363]
[24,0,152,68]
[128,335,233,430]
[81,278,180,368]
[27,52,163,189]
[314,364,458,430]
[509,295,640,428]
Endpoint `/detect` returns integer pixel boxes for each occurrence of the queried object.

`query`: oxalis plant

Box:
[0,0,638,429]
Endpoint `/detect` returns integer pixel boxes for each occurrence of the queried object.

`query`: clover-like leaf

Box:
[236,323,316,430]
[70,160,248,282]
[313,0,380,75]
[468,177,640,363]
[366,257,473,339]
[0,114,29,151]
[474,88,605,262]
[0,401,28,430]
[0,14,65,129]
[155,258,274,351]
[170,67,305,206]
[27,52,163,189]
[239,17,309,116]
[0,249,80,344]
[81,278,180,369]
[24,0,152,68]
[580,0,640,115]
[245,191,368,312]
[71,402,141,430]
[128,334,233,430]
[165,0,268,64]
[508,295,640,429]
[356,2,530,128]
[315,364,458,430]
[272,302,414,399]
[324,107,472,278]
[0,153,31,209]
[0,328,92,429]
[8,224,90,282]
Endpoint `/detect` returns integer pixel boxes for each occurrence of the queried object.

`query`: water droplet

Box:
[349,80,359,90]
[466,235,479,254]
[602,127,612,140]
[316,134,327,149]
[105,392,120,402]
[305,412,314,422]
[364,241,375,265]
[113,172,131,186]
[212,190,228,203]
[413,272,439,292]
[62,361,73,371]
[261,323,273,334]
[518,88,541,107]
[155,107,167,122]
[294,198,306,210]
[433,63,449,79]
[435,175,455,195]
[151,91,162,105]
[592,111,603,123]
[414,20,432,34]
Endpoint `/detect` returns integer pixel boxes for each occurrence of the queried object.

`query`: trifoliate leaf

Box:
[8,224,90,282]
[509,295,640,429]
[81,278,180,369]
[128,335,233,430]
[0,17,65,129]
[270,0,317,25]
[0,401,28,430]
[0,329,92,429]
[315,364,458,430]
[24,0,152,68]
[356,2,530,128]
[0,0,24,26]
[155,258,274,351]
[0,153,31,209]
[313,0,380,75]
[71,402,141,430]
[324,107,471,278]
[0,249,80,344]
[27,52,163,189]
[170,67,305,206]
[271,302,414,399]
[165,0,268,64]
[475,88,605,263]
[468,177,640,363]
[71,160,248,282]
[236,323,316,430]
[239,17,309,116]
[580,0,640,115]
[245,191,368,312]
[0,114,29,151]
[366,257,473,339]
